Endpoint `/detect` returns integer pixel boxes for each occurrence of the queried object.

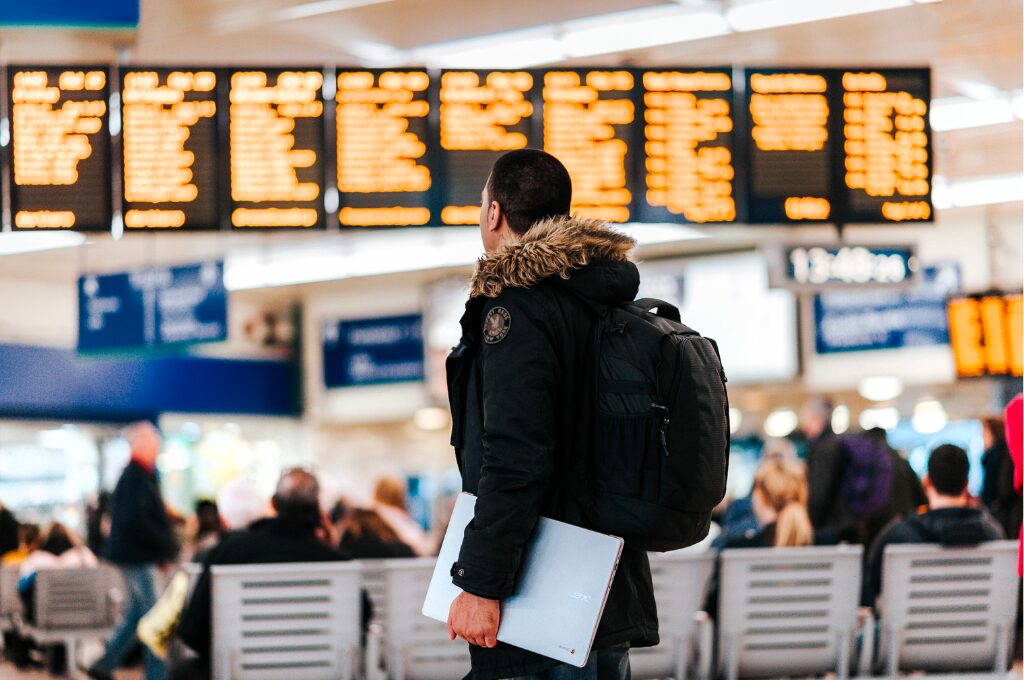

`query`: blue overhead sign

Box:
[0,0,139,28]
[78,261,227,352]
[322,314,424,388]
[814,263,960,354]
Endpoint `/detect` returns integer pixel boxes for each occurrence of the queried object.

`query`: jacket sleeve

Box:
[807,436,845,529]
[452,292,561,600]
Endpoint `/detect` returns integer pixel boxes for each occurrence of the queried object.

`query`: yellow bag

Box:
[137,570,190,660]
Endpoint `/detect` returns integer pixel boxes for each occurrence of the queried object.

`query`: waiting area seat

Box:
[873,540,1019,679]
[711,545,865,680]
[0,565,22,631]
[630,551,715,680]
[211,562,363,680]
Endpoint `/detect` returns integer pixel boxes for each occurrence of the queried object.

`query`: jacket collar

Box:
[469,215,636,299]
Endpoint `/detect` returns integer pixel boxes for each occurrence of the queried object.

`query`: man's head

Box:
[798,397,834,440]
[125,421,161,467]
[272,468,321,527]
[479,149,572,253]
[924,444,970,506]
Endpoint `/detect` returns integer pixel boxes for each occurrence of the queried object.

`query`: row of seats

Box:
[2,541,1018,680]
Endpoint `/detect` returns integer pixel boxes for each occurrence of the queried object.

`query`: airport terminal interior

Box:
[0,0,1021,678]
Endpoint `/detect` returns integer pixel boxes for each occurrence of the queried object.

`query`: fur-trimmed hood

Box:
[469,215,638,299]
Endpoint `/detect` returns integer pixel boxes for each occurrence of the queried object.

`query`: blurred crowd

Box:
[0,394,1020,678]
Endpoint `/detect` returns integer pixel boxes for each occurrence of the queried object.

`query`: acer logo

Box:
[571,592,592,603]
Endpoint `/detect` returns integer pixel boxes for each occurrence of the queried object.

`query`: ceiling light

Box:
[272,0,392,21]
[831,404,850,434]
[859,407,901,431]
[858,376,904,402]
[414,407,450,431]
[726,0,910,32]
[561,9,729,58]
[413,30,564,69]
[763,409,798,438]
[911,400,947,434]
[729,407,743,434]
[947,174,1024,208]
[0,231,86,256]
[930,96,1016,131]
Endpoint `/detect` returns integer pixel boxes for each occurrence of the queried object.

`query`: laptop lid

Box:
[422,493,624,668]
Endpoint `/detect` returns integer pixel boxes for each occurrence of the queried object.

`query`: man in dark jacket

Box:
[863,444,1005,607]
[445,149,657,680]
[176,469,355,680]
[88,422,176,680]
[799,398,849,534]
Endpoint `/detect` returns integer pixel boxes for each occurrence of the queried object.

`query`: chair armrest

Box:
[364,623,384,680]
[694,611,714,680]
[856,606,875,678]
[107,587,125,624]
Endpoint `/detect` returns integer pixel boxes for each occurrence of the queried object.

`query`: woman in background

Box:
[339,508,415,559]
[373,475,434,556]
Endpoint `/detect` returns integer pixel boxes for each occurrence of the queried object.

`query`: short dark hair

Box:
[487,149,572,235]
[928,444,970,496]
[273,468,321,527]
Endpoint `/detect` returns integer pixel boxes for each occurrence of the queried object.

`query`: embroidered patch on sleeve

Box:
[483,306,511,344]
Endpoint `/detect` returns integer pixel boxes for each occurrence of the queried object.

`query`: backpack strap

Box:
[630,298,681,322]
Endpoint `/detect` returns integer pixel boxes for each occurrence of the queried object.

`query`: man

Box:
[863,444,1004,607]
[176,469,356,680]
[445,149,657,680]
[799,398,848,533]
[87,422,176,680]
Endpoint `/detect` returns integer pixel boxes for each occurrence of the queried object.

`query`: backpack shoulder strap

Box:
[630,298,681,322]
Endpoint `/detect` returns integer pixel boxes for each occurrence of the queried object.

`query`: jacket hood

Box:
[469,215,638,303]
[916,507,1000,546]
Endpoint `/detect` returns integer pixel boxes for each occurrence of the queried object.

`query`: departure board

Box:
[839,69,932,223]
[228,69,325,229]
[637,69,736,224]
[121,69,220,230]
[947,293,1023,378]
[7,66,112,231]
[542,70,636,223]
[336,70,432,227]
[744,69,835,223]
[438,70,536,225]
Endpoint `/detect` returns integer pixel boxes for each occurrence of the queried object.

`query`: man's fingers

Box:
[484,633,497,648]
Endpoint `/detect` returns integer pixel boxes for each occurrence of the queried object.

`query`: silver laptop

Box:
[422,493,623,668]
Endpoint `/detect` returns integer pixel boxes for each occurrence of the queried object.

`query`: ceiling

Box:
[0,0,1019,285]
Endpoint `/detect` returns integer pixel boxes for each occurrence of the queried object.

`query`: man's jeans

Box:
[92,564,166,680]
[507,644,631,680]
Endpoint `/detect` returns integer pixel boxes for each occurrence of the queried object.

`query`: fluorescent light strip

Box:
[930,95,1021,132]
[273,0,392,21]
[560,7,729,58]
[724,0,911,32]
[0,231,86,257]
[933,174,1024,209]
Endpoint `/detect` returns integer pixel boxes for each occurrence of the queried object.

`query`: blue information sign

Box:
[322,314,424,388]
[814,263,960,354]
[0,0,139,28]
[78,261,227,352]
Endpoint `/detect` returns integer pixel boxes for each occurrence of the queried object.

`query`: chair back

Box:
[211,561,362,680]
[0,565,22,620]
[878,540,1020,674]
[33,567,116,629]
[718,545,863,679]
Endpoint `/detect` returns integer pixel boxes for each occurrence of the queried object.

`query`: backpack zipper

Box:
[652,403,670,456]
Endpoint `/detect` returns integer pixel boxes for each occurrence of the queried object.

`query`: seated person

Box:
[706,458,818,614]
[2,523,41,565]
[175,469,364,680]
[864,444,1005,608]
[190,477,267,564]
[340,507,416,559]
[716,438,797,547]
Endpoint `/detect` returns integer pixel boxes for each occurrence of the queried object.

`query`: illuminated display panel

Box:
[840,69,932,223]
[438,70,535,225]
[542,70,636,223]
[228,68,325,229]
[948,293,1023,378]
[744,69,835,223]
[8,66,112,231]
[121,68,220,230]
[336,70,432,228]
[637,69,736,224]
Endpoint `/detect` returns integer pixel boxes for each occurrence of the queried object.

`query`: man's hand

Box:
[447,592,500,648]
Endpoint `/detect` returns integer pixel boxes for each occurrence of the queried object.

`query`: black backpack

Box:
[586,298,731,551]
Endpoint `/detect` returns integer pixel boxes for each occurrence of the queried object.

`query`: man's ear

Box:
[270,494,279,513]
[488,200,503,232]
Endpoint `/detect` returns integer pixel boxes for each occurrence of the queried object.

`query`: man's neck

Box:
[928,494,968,511]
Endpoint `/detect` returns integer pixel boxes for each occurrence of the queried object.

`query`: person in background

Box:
[328,497,351,541]
[85,492,111,558]
[192,500,223,556]
[175,469,366,680]
[853,427,928,549]
[980,416,1022,540]
[2,523,41,565]
[373,475,434,556]
[0,501,19,557]
[799,397,848,534]
[216,477,266,533]
[340,507,416,559]
[863,444,1005,608]
[86,422,177,680]
[716,438,797,547]
[705,458,818,616]
[1004,394,1023,662]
